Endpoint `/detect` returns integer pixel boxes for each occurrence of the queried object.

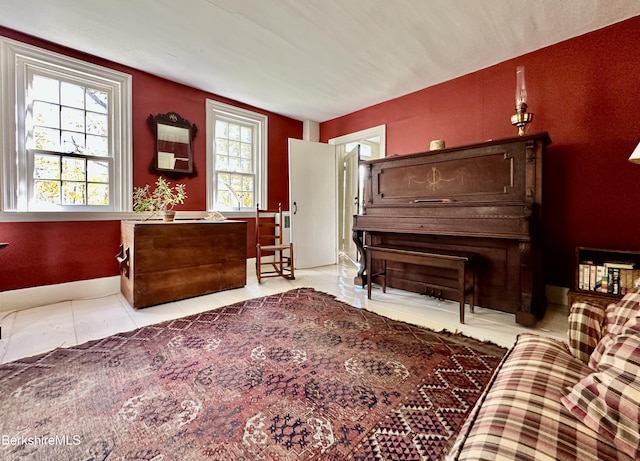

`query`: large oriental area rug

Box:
[0,288,506,461]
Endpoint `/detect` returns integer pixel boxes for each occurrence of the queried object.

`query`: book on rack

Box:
[608,267,620,295]
[578,262,592,290]
[620,268,640,295]
[604,261,636,295]
[578,261,639,295]
[604,261,635,270]
[595,265,605,292]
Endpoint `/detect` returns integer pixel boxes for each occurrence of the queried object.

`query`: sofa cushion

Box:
[568,301,606,364]
[562,323,640,460]
[597,320,640,376]
[446,334,631,461]
[589,289,640,368]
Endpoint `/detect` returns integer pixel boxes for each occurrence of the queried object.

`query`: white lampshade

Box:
[629,142,640,163]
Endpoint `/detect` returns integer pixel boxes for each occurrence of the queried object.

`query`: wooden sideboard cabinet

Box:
[117,220,247,308]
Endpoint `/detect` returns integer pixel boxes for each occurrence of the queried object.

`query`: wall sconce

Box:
[628,142,640,163]
[510,66,533,136]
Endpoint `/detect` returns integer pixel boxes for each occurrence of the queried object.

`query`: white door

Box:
[340,145,360,263]
[288,139,337,269]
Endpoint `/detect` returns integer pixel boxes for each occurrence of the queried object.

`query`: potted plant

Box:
[133,176,187,221]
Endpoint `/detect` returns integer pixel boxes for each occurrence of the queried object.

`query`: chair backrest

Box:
[256,203,284,247]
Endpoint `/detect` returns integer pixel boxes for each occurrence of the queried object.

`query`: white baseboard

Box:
[546,284,569,306]
[0,276,120,312]
[1,259,259,313]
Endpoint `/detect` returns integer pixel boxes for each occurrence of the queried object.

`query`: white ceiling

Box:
[1,0,639,122]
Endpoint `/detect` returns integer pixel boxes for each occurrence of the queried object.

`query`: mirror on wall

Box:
[148,112,197,174]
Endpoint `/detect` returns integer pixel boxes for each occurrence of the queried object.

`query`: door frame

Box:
[328,124,386,153]
[329,125,386,266]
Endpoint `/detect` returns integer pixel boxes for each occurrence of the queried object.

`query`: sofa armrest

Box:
[567,301,607,364]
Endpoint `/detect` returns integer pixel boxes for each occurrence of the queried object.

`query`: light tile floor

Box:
[0,260,569,364]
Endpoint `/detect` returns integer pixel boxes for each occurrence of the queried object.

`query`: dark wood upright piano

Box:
[353,133,550,326]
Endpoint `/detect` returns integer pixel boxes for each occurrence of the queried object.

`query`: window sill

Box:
[0,211,201,223]
[216,211,255,219]
[0,210,259,223]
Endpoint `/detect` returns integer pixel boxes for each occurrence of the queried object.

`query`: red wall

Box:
[0,27,302,291]
[321,17,640,289]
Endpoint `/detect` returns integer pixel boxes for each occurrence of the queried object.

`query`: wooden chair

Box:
[255,203,295,283]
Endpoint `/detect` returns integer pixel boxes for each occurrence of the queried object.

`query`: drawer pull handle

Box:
[116,244,130,278]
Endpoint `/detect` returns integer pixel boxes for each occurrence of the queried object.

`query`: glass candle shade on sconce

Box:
[510,66,533,136]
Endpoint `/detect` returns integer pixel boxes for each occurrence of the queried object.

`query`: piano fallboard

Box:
[354,203,533,240]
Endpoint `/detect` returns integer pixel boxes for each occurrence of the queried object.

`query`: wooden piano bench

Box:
[365,244,477,323]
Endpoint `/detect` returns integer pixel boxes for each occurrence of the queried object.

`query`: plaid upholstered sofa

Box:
[446,288,640,460]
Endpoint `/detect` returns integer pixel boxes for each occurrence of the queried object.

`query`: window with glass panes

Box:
[1,38,131,213]
[28,75,110,207]
[214,118,255,210]
[206,99,265,213]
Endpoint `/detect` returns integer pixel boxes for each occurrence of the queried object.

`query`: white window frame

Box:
[0,37,132,216]
[206,99,267,216]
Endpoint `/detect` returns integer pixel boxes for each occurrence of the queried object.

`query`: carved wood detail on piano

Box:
[353,133,550,326]
[373,152,518,203]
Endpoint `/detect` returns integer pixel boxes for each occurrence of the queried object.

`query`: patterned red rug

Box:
[0,288,506,460]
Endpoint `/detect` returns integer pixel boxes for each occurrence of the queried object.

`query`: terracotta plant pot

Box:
[163,210,176,222]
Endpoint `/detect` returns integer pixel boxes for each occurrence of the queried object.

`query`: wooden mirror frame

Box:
[148,112,197,174]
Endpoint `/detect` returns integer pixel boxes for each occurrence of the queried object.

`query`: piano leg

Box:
[516,240,537,327]
[352,228,366,287]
